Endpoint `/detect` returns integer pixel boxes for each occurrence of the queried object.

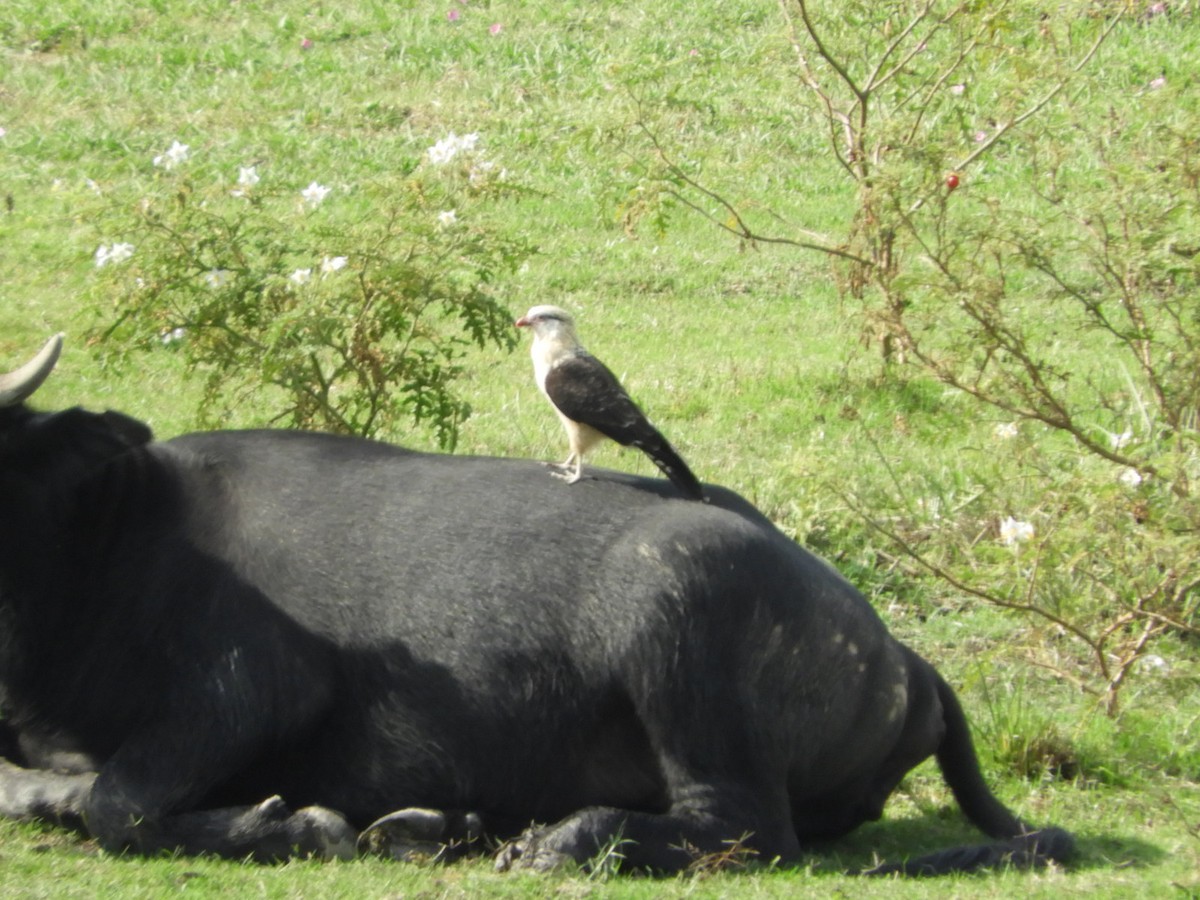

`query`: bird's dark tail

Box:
[638,435,705,501]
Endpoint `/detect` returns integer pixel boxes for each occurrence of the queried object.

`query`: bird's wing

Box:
[543,353,650,444]
[545,352,706,501]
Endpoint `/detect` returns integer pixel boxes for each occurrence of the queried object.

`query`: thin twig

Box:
[638,123,873,265]
[837,487,1100,650]
[908,7,1124,213]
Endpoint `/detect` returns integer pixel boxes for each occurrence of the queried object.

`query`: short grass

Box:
[1,0,1199,896]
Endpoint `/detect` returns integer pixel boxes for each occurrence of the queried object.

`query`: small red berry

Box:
[946,173,960,191]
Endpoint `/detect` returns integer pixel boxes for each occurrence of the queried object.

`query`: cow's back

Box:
[160,429,884,651]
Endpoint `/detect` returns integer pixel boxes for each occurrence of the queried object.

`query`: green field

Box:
[1,1,1198,896]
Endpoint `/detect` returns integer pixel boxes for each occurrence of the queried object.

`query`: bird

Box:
[514,305,705,501]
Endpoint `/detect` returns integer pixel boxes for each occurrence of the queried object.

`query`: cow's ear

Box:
[100,410,154,448]
[2,408,154,484]
[44,408,153,466]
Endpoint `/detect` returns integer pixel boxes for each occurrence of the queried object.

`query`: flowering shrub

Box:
[90,134,530,448]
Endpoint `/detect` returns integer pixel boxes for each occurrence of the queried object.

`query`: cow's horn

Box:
[0,334,64,407]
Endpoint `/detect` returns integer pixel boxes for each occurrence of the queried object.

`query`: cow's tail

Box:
[864,671,1075,877]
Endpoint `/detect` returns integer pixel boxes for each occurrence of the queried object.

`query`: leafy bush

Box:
[89,133,531,448]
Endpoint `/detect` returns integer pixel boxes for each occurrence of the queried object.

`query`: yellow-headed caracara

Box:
[515,305,705,501]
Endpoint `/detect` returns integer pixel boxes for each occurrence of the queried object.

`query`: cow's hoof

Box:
[254,794,291,820]
[291,805,357,861]
[494,834,574,873]
[358,808,482,863]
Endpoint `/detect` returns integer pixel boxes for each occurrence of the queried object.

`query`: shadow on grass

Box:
[1,804,1166,888]
[790,809,1165,877]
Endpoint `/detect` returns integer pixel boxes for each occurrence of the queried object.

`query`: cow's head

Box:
[1,335,153,494]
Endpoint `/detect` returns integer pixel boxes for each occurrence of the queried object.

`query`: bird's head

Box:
[515,305,577,341]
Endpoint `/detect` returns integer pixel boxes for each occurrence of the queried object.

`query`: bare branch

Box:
[864,0,940,92]
[837,487,1101,650]
[636,123,875,266]
[794,0,866,101]
[778,0,857,175]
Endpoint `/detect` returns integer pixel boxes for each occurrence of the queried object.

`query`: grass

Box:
[2,0,1200,895]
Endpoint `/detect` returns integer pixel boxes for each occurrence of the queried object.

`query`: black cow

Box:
[0,336,1072,875]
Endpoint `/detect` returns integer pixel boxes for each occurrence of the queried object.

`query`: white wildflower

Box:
[427,138,457,165]
[289,268,313,285]
[204,269,233,289]
[301,182,331,207]
[153,140,190,170]
[1140,654,1169,674]
[229,166,261,198]
[160,327,186,345]
[427,131,481,165]
[993,421,1019,440]
[437,209,458,228]
[1107,429,1133,450]
[999,516,1034,547]
[94,242,134,268]
[320,255,348,275]
[1118,468,1143,488]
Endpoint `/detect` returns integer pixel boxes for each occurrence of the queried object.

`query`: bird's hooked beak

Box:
[514,316,531,328]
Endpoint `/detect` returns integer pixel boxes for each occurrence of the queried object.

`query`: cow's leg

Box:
[496,780,800,873]
[0,724,99,830]
[0,723,352,859]
[0,758,95,828]
[0,736,353,861]
[86,788,356,861]
[78,622,358,861]
[80,718,358,861]
[494,572,803,874]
